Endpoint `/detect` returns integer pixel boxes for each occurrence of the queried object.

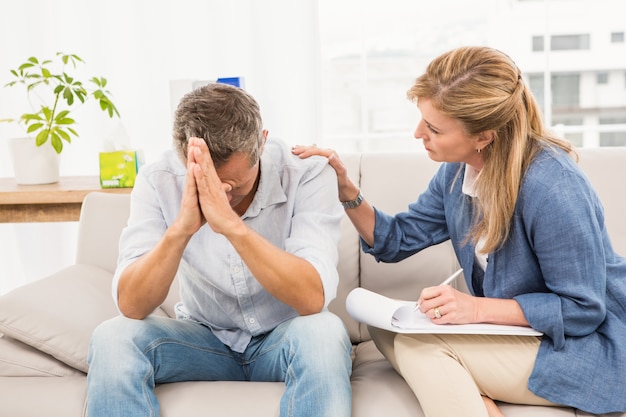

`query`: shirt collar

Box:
[462,164,480,198]
[243,151,288,218]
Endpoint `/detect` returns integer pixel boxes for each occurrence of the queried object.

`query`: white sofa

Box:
[1,147,625,417]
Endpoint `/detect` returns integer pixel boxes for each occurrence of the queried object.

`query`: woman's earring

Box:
[477,148,481,153]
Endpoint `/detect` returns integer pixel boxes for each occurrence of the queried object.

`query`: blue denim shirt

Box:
[113,138,343,353]
[364,147,626,414]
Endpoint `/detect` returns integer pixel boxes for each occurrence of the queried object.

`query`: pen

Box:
[413,268,464,312]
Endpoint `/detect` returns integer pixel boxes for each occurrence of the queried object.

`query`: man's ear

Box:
[477,130,495,152]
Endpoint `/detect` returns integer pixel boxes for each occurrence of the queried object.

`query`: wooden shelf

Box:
[0,176,131,223]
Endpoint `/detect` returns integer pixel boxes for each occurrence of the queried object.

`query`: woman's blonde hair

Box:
[407,46,575,253]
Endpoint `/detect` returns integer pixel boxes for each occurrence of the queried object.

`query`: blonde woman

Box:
[293,46,626,417]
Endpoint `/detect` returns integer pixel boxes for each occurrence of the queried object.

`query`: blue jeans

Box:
[87,311,352,417]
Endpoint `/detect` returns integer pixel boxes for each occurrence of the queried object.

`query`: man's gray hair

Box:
[172,83,264,168]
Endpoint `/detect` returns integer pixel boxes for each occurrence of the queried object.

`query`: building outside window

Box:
[552,73,580,110]
[533,34,591,51]
[551,34,590,51]
[611,31,624,43]
[600,117,626,146]
[532,36,545,52]
[317,0,626,152]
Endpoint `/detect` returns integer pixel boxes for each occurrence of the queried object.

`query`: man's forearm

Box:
[225,220,325,315]
[117,225,192,319]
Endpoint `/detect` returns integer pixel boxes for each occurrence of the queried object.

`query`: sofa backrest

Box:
[327,154,362,340]
[78,147,626,345]
[576,147,626,255]
[76,192,131,273]
[330,151,462,343]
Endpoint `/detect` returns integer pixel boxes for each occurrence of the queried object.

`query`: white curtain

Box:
[0,0,320,294]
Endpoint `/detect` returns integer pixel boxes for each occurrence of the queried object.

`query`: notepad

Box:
[346,287,542,336]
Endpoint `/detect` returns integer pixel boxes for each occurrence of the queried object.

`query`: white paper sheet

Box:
[346,287,543,336]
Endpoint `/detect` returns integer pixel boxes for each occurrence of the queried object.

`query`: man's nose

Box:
[222,183,233,201]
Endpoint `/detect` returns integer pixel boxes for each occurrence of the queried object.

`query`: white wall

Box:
[0,0,320,294]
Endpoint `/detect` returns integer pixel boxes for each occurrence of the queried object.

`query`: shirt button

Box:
[233,266,241,273]
[248,318,256,324]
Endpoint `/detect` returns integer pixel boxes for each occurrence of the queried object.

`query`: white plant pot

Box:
[9,137,60,185]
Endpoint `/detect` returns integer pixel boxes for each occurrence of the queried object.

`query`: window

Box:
[611,32,624,43]
[532,34,590,52]
[528,71,583,139]
[528,74,545,112]
[551,34,590,51]
[597,72,609,84]
[552,73,580,109]
[553,116,584,147]
[528,73,580,111]
[599,117,626,146]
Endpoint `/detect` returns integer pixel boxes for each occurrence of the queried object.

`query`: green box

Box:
[99,150,144,188]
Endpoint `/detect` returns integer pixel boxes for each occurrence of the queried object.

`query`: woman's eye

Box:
[427,124,439,134]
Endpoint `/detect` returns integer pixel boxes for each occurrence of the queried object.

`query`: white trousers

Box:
[369,327,559,417]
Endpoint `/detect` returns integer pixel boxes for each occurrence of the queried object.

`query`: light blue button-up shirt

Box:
[112,138,343,353]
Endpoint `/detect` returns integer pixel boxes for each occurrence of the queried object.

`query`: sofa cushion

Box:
[0,334,83,377]
[156,381,284,416]
[0,264,118,372]
[351,340,424,417]
[0,376,87,417]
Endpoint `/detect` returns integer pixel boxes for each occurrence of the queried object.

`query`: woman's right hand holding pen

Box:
[413,269,477,324]
[419,285,531,328]
[417,284,480,324]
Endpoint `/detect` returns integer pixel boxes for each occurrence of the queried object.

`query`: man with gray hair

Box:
[87,83,352,417]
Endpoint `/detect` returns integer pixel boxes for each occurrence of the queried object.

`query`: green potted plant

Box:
[2,52,120,184]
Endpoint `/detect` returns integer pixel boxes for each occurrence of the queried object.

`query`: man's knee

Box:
[89,315,160,364]
[92,315,143,345]
[288,312,352,366]
[292,312,348,341]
